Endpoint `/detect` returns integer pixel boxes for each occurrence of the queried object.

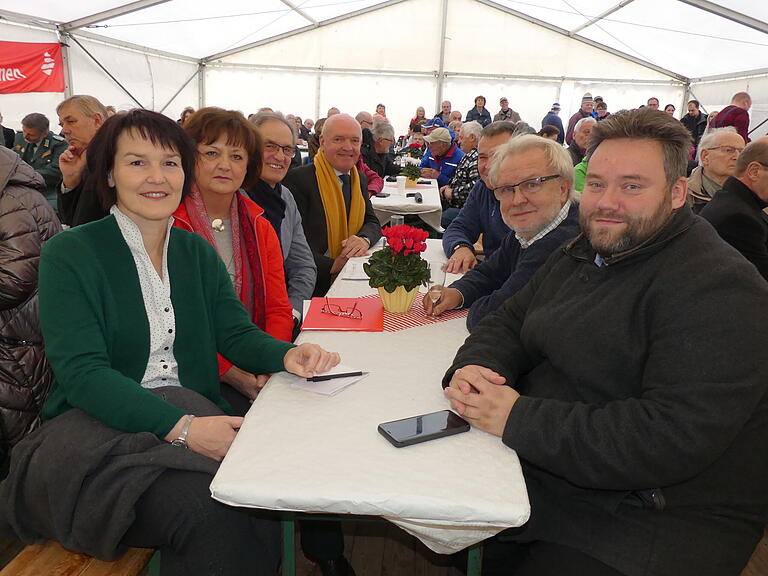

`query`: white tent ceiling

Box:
[1,0,766,137]
[5,0,767,78]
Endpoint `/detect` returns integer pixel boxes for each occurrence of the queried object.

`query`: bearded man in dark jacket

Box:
[443,108,768,576]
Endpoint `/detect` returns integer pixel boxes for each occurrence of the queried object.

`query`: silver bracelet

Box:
[170,415,195,448]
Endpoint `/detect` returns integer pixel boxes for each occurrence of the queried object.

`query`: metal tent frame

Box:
[1,0,766,115]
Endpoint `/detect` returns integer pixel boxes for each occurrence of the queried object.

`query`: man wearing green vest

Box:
[13,113,67,212]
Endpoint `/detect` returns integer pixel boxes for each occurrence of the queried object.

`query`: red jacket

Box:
[173,195,294,377]
[710,105,750,143]
[356,156,384,195]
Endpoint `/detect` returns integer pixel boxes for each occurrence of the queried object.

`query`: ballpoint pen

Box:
[306,371,368,382]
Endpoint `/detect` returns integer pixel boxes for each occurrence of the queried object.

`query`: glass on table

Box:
[390,214,405,227]
[427,261,447,305]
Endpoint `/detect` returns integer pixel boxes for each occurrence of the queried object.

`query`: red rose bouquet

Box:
[363,225,430,293]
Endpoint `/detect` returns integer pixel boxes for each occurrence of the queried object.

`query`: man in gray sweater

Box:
[444,108,768,576]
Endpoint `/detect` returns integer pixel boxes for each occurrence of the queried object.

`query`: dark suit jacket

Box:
[700,176,768,281]
[56,169,109,227]
[1,127,14,149]
[283,164,382,296]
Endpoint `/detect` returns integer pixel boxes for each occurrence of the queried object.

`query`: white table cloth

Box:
[371,178,443,232]
[210,240,530,554]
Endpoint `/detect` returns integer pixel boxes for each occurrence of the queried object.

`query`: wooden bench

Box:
[0,541,157,576]
[741,526,768,576]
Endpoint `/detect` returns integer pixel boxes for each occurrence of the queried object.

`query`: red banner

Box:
[0,41,64,94]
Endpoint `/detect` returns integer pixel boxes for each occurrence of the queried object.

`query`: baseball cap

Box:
[424,127,452,144]
[423,117,446,129]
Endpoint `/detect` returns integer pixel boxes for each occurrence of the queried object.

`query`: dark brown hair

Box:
[86,109,196,211]
[587,107,692,188]
[184,107,263,190]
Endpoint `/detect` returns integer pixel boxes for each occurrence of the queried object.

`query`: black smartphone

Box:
[417,179,431,184]
[378,410,470,447]
[375,192,390,198]
[385,176,397,182]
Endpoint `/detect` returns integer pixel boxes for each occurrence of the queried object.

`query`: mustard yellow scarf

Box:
[314,149,365,258]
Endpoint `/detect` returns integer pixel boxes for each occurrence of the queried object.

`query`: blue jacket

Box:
[420,143,464,187]
[450,202,580,330]
[541,112,565,144]
[466,107,492,127]
[442,180,510,258]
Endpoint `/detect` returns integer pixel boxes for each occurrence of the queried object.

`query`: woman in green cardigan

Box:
[1,109,340,576]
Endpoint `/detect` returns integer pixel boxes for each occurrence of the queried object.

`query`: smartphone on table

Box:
[378,410,470,447]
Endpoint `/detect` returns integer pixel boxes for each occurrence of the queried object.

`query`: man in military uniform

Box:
[13,113,67,211]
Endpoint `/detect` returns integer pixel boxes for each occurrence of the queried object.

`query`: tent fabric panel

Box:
[443,76,561,129]
[88,0,309,60]
[68,36,199,113]
[0,23,66,130]
[204,67,319,122]
[215,0,442,73]
[444,0,675,81]
[578,0,768,79]
[317,73,438,137]
[489,0,627,32]
[708,0,768,23]
[690,76,768,140]
[15,0,132,25]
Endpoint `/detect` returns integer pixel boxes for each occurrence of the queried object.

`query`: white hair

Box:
[696,126,739,163]
[574,116,597,133]
[460,121,483,142]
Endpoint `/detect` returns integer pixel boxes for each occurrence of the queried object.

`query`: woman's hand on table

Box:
[284,343,340,378]
[165,415,244,461]
[221,366,269,400]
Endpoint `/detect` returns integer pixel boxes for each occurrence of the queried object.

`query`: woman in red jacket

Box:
[173,107,293,413]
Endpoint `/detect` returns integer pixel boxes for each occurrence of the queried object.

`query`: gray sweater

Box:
[277,184,317,316]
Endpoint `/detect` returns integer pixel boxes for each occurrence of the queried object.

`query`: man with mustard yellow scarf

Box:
[283,113,382,296]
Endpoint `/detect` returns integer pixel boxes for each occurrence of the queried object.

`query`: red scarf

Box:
[183,185,266,331]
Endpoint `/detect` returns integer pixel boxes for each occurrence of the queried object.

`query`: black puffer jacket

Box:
[0,147,60,467]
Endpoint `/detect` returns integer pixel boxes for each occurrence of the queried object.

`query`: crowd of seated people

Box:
[0,86,765,576]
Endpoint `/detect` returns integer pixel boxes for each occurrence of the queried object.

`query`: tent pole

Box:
[314,70,321,121]
[68,35,143,108]
[681,83,691,119]
[158,67,200,114]
[56,28,74,98]
[198,63,206,109]
[435,0,449,116]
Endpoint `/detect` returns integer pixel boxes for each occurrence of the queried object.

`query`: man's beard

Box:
[580,192,673,256]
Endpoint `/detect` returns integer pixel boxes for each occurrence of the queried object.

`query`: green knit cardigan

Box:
[39,215,294,437]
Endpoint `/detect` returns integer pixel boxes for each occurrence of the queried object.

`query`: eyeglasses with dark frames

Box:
[492,174,561,199]
[264,141,297,158]
[321,297,363,320]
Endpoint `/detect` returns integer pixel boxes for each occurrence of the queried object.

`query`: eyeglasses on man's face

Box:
[264,141,297,158]
[492,175,561,200]
[706,146,744,156]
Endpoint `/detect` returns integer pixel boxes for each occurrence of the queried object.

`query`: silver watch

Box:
[171,415,195,448]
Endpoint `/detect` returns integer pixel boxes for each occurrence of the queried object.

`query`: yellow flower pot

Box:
[378,285,419,314]
[405,177,419,188]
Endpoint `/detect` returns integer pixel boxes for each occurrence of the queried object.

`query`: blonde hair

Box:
[56,95,108,120]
